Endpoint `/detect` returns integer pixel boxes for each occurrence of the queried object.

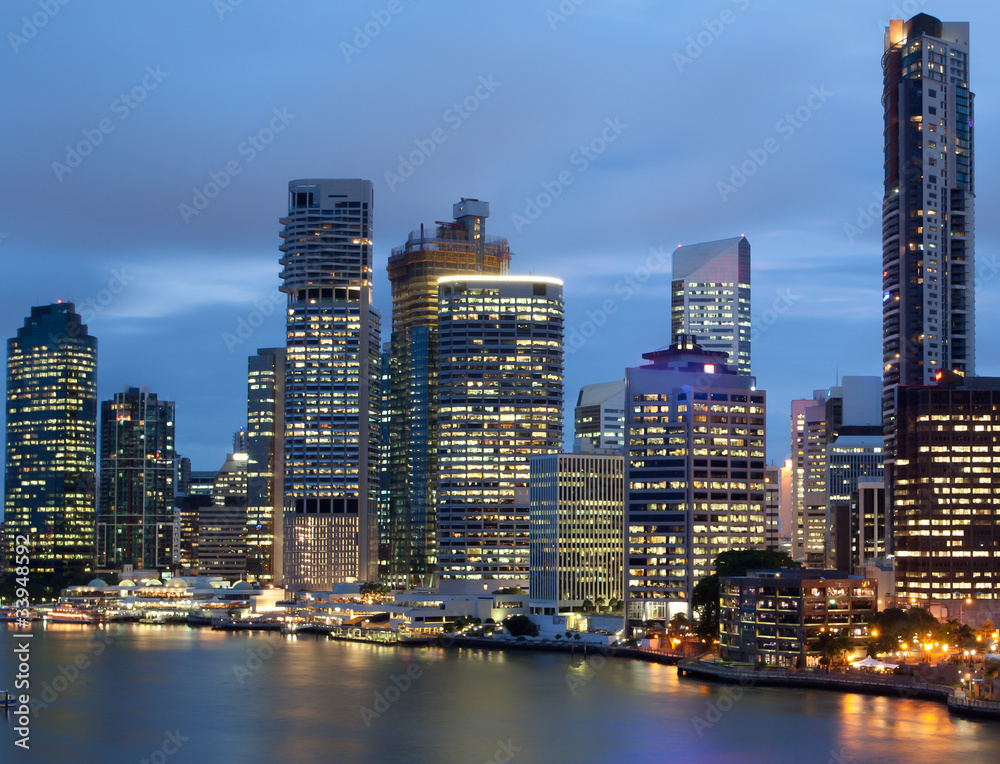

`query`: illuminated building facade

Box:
[894,375,1000,606]
[790,378,883,567]
[671,236,751,376]
[2,302,97,578]
[719,569,876,667]
[765,464,781,549]
[624,337,766,629]
[573,380,625,453]
[97,386,176,571]
[247,346,285,583]
[436,276,564,584]
[882,14,974,459]
[280,179,380,590]
[528,452,624,614]
[383,199,511,587]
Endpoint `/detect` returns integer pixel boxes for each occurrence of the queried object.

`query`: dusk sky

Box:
[3,0,999,475]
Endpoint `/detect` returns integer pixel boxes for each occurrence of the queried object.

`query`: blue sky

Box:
[2,0,999,472]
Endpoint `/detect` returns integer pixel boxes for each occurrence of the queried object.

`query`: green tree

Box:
[692,549,800,640]
[581,598,595,613]
[504,614,538,637]
[359,581,389,601]
[816,631,855,667]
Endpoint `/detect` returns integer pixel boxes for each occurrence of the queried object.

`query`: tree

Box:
[581,598,595,613]
[359,581,389,601]
[504,614,538,638]
[669,612,690,635]
[816,631,855,667]
[692,549,800,640]
[595,597,606,612]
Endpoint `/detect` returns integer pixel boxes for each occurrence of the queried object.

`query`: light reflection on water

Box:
[2,623,999,763]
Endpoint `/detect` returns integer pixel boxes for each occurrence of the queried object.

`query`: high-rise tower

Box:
[97,386,176,571]
[279,179,380,589]
[882,14,974,458]
[436,275,564,585]
[247,347,285,584]
[383,199,511,587]
[671,236,751,376]
[2,303,97,579]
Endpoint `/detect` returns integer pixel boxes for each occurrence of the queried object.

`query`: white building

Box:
[573,380,625,453]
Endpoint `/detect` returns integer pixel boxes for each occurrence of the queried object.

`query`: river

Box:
[2,623,998,763]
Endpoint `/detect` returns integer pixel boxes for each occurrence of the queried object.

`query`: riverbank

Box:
[677,656,1000,719]
[437,635,686,665]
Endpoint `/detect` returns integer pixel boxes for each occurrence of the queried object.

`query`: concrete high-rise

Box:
[671,236,751,375]
[247,347,285,584]
[279,179,381,590]
[2,303,97,578]
[790,378,883,568]
[97,386,176,571]
[882,14,974,459]
[573,380,625,453]
[624,336,766,628]
[436,276,563,586]
[383,199,511,587]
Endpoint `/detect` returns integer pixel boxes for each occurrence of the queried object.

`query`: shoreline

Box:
[677,657,1000,720]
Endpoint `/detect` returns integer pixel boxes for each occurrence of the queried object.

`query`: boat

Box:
[44,606,97,624]
[0,606,39,622]
[1,691,19,708]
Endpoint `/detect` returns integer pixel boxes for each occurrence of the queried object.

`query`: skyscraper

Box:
[97,386,177,571]
[894,374,1000,619]
[279,179,380,589]
[528,452,624,614]
[436,275,564,586]
[383,199,511,587]
[671,236,751,375]
[2,303,97,579]
[247,346,285,584]
[882,14,974,459]
[790,378,883,567]
[573,380,625,453]
[624,337,766,628]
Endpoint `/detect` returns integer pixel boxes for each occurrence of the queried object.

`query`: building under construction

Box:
[382,199,511,587]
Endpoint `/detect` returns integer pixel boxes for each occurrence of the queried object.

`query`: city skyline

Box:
[5,2,1000,481]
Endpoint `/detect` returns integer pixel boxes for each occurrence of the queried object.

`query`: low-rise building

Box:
[719,569,876,667]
